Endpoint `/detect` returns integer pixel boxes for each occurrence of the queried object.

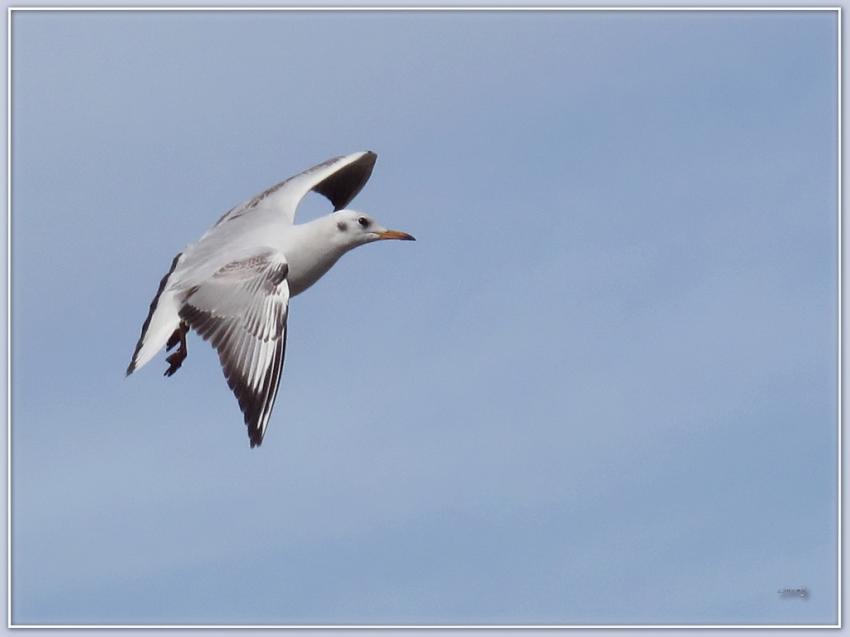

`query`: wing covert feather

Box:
[215,150,376,227]
[179,249,290,447]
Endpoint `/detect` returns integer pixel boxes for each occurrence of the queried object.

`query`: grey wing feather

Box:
[179,249,290,447]
[215,150,377,227]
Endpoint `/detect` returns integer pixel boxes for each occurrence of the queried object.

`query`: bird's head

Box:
[332,210,415,247]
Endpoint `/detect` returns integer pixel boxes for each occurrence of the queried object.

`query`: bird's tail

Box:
[126,253,183,376]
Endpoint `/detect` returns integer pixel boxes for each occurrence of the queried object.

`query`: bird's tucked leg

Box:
[164,322,189,377]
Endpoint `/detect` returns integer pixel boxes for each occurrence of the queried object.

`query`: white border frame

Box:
[5,5,842,630]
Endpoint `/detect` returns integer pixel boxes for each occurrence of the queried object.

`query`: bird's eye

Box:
[357,216,369,228]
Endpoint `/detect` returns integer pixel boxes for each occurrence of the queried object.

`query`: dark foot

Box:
[166,331,180,352]
[164,323,189,377]
[164,349,186,377]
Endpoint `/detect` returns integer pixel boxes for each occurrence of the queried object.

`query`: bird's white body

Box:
[133,215,347,372]
[127,151,414,447]
[278,216,351,296]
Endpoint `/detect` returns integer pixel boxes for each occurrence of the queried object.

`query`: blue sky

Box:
[9,9,838,625]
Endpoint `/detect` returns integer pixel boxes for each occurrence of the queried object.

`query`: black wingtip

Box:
[319,151,378,212]
[362,151,377,172]
[125,361,136,377]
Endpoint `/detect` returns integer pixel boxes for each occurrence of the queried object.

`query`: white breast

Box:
[278,218,346,297]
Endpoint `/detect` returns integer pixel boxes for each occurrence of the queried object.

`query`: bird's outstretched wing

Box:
[179,249,290,447]
[215,150,377,227]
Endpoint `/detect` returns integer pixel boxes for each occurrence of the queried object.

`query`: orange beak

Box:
[378,229,416,241]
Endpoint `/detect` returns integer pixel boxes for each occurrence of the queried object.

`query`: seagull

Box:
[126,151,414,447]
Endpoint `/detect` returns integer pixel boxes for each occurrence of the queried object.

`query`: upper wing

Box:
[215,150,377,227]
[179,249,290,447]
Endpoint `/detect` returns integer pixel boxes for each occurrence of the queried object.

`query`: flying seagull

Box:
[126,151,414,447]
